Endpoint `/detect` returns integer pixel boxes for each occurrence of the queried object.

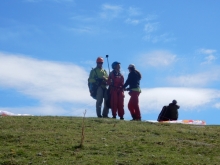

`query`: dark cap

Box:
[111,61,121,69]
[172,100,177,104]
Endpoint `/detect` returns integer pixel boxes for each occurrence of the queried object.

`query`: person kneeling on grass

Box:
[123,64,142,121]
[157,100,180,121]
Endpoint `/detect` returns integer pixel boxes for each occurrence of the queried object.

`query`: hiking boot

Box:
[112,116,116,119]
[98,115,103,118]
[103,116,109,118]
[120,117,124,120]
[131,114,136,120]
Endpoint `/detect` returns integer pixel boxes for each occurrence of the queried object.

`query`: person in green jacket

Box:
[88,57,109,118]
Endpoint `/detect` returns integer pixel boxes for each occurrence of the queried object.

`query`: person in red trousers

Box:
[123,64,142,121]
[107,61,124,120]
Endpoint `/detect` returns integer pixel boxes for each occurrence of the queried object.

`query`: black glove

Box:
[124,88,130,91]
[95,78,103,85]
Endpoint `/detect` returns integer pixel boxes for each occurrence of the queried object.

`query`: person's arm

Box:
[107,72,113,85]
[88,69,96,83]
[101,70,108,85]
[120,75,124,87]
[123,73,131,88]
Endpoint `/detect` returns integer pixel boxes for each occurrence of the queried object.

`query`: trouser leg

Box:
[96,87,103,117]
[102,88,109,117]
[111,90,118,117]
[128,94,135,117]
[118,91,124,118]
[131,91,141,120]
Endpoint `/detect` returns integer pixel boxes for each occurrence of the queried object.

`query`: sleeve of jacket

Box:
[88,69,96,83]
[104,69,109,78]
[102,69,109,83]
[121,75,124,86]
[107,72,113,85]
[123,73,131,88]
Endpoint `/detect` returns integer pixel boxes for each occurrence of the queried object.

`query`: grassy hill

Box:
[0,116,220,165]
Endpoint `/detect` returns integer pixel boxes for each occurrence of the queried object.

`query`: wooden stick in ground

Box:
[80,110,87,147]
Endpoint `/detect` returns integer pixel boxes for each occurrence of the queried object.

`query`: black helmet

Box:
[172,100,177,104]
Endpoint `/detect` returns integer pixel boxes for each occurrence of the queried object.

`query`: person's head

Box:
[128,64,142,79]
[128,64,135,72]
[172,100,177,104]
[111,61,121,71]
[96,57,104,68]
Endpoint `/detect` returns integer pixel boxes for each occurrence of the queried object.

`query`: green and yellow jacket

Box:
[88,67,108,88]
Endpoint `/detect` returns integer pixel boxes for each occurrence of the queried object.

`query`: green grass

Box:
[0,116,220,165]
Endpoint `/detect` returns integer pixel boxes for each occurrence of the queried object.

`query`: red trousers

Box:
[128,91,141,120]
[110,89,124,118]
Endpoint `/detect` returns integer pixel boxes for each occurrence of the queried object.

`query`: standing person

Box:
[107,61,124,120]
[123,64,142,121]
[88,57,109,118]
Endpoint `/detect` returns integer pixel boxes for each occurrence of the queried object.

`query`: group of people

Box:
[88,57,142,121]
[88,56,180,121]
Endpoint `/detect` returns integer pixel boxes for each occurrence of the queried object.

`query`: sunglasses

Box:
[97,62,103,64]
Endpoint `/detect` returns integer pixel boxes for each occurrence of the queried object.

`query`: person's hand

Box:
[124,88,130,91]
[102,76,108,81]
[95,78,103,85]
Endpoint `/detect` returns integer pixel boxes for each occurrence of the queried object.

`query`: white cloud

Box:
[214,103,220,109]
[100,4,123,20]
[125,18,140,25]
[202,55,217,64]
[198,48,216,55]
[125,14,157,26]
[0,52,96,116]
[127,7,141,16]
[197,48,217,64]
[151,33,176,43]
[0,25,42,41]
[0,52,91,104]
[71,15,94,22]
[67,26,94,34]
[138,87,220,113]
[144,15,158,21]
[80,60,95,66]
[139,50,176,67]
[167,69,220,87]
[144,22,159,33]
[144,33,175,43]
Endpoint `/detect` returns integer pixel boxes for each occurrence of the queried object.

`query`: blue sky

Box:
[0,0,220,124]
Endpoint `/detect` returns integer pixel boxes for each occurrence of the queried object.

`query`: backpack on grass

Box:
[157,106,169,121]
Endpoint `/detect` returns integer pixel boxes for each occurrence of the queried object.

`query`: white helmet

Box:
[128,64,135,69]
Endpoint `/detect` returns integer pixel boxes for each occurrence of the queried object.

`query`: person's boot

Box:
[130,114,136,121]
[120,117,124,120]
[112,116,116,119]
